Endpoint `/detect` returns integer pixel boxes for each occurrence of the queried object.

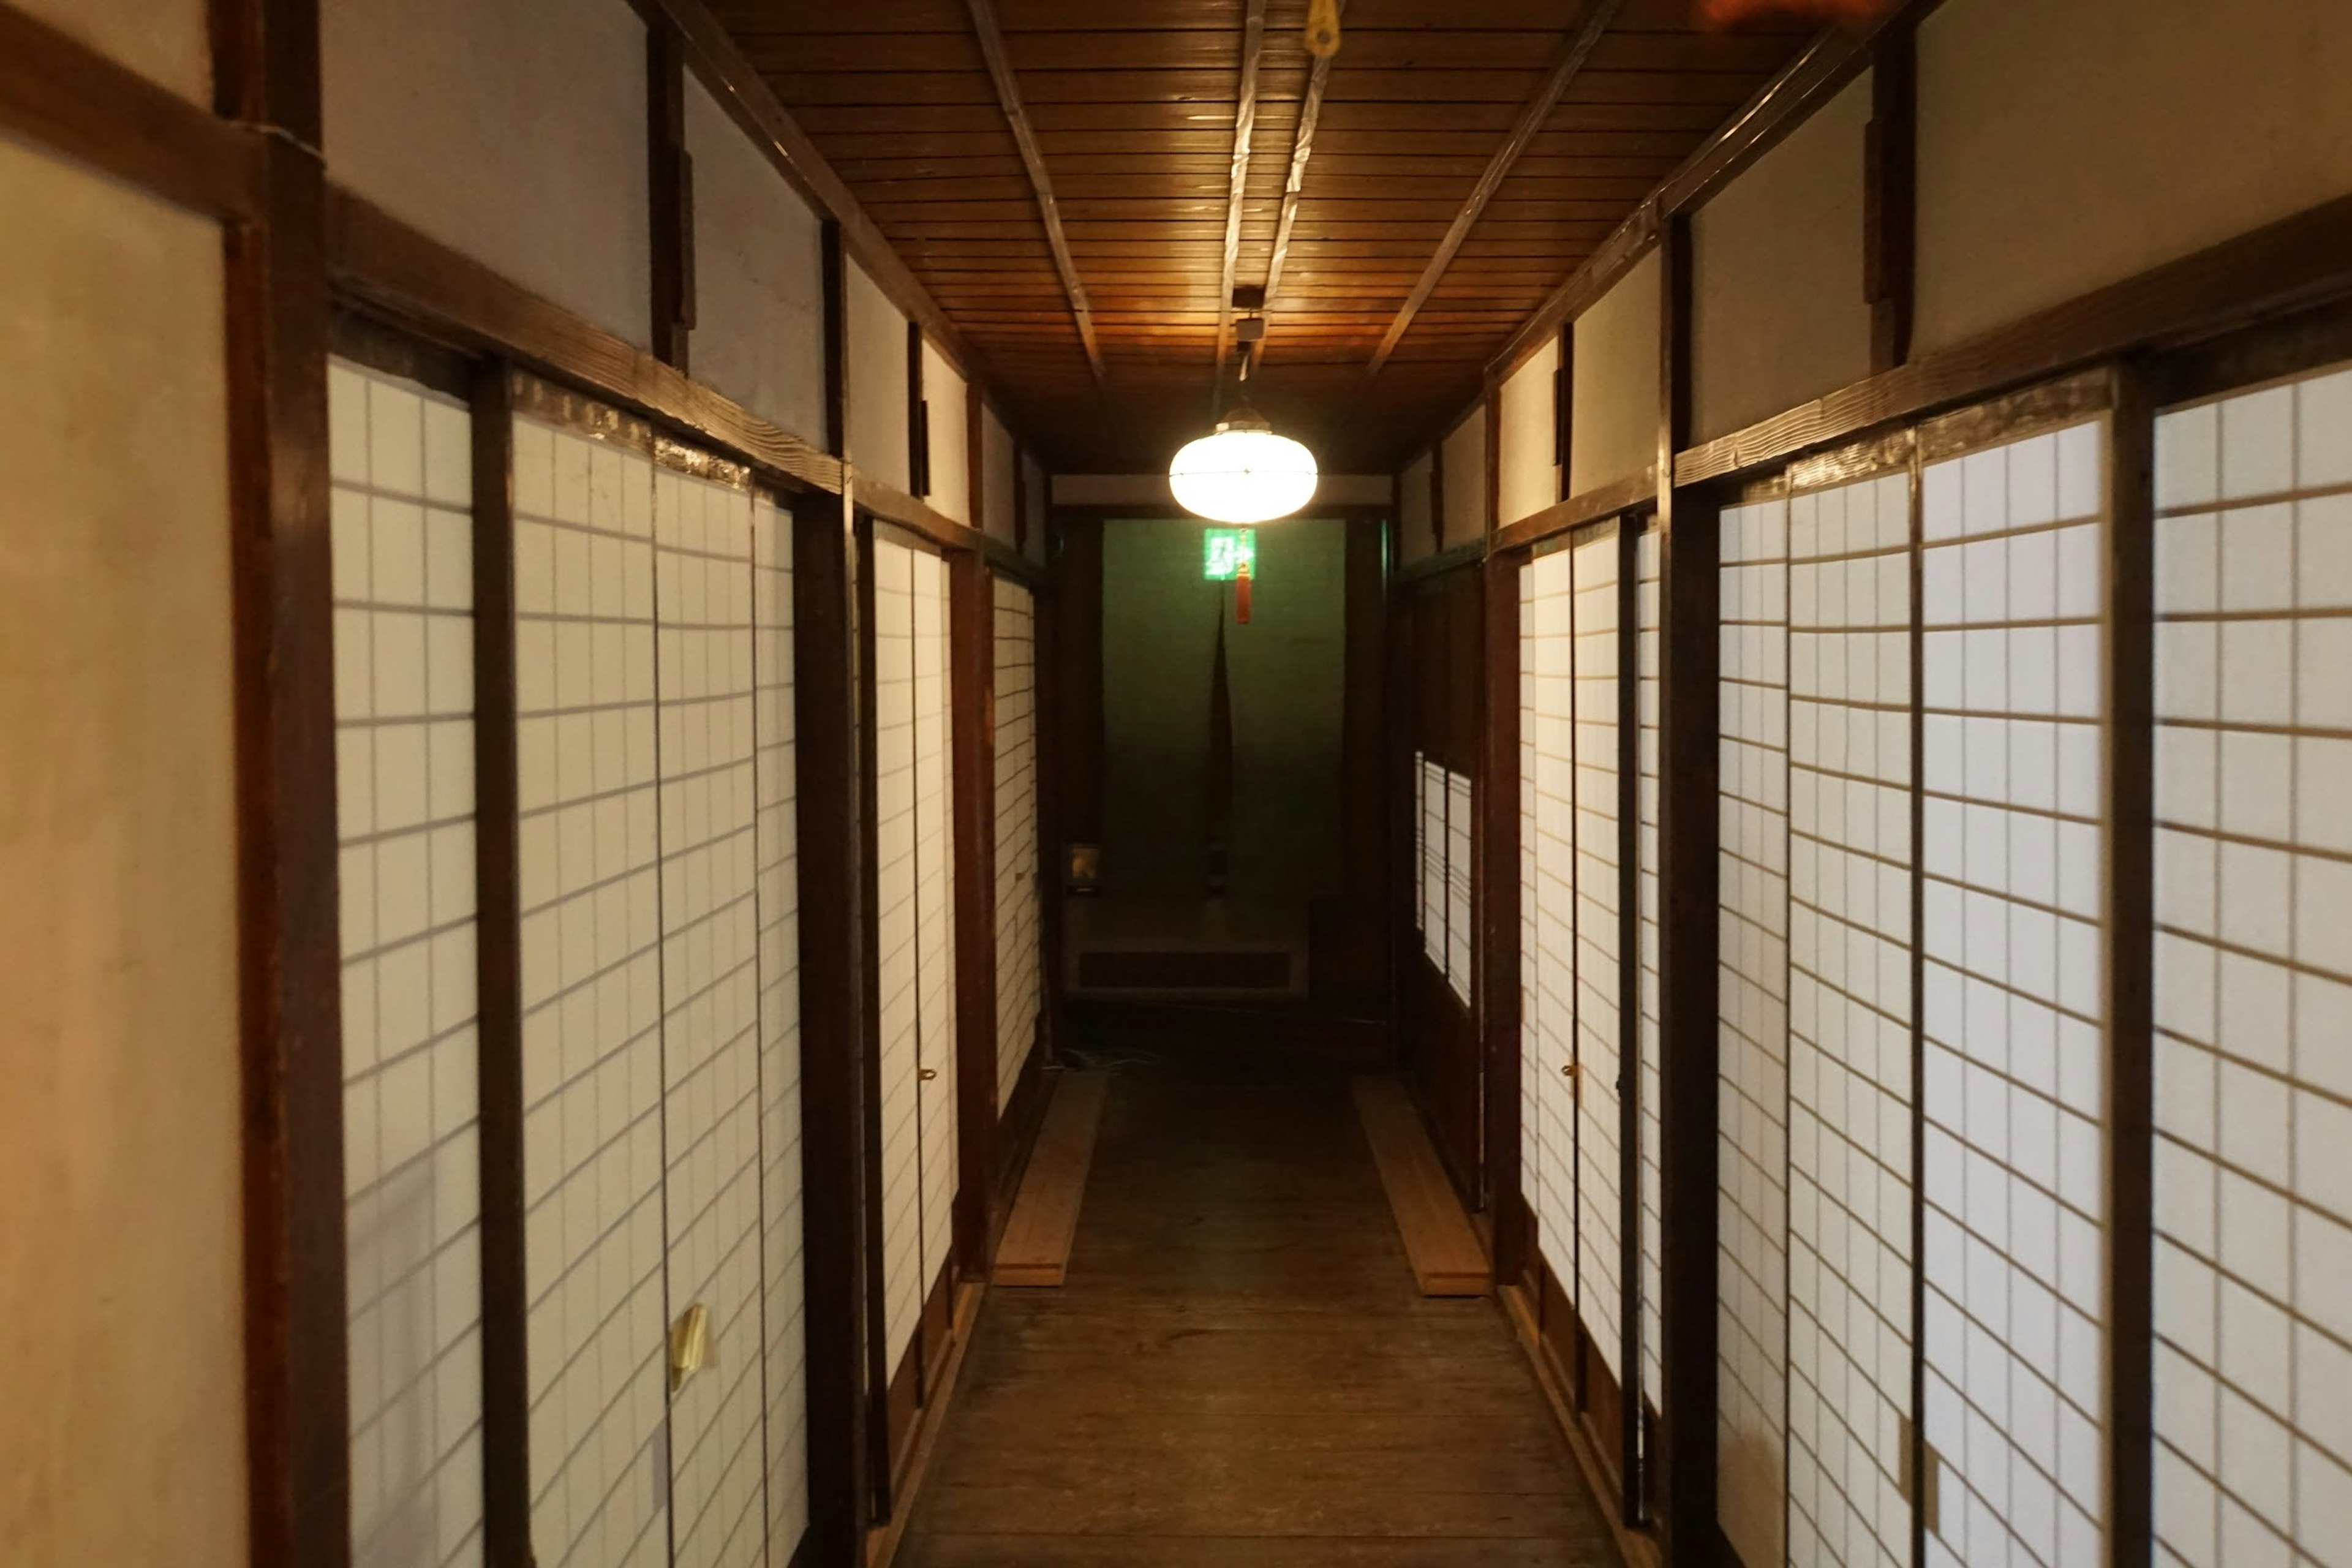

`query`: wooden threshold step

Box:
[1351,1074,1492,1297]
[990,1071,1109,1287]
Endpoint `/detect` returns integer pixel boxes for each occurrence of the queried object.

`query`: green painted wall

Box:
[1099,516,1346,903]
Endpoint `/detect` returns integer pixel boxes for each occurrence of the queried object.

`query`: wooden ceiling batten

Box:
[1362,0,1624,382]
[1250,0,1341,381]
[965,0,1109,387]
[1212,0,1269,386]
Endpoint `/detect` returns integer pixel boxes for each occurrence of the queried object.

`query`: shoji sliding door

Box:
[1525,546,1578,1290]
[508,382,807,1568]
[331,356,489,1568]
[1572,527,1629,1417]
[2150,362,2352,1567]
[1918,419,2110,1568]
[752,501,809,1554]
[1716,491,1793,1568]
[993,576,1042,1112]
[654,456,764,1568]
[1787,467,1917,1568]
[513,401,670,1568]
[870,531,962,1436]
[871,537,924,1398]
[1702,386,2122,1568]
[1514,520,1647,1483]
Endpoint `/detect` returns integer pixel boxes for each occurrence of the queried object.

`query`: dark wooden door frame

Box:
[949,548,1000,1278]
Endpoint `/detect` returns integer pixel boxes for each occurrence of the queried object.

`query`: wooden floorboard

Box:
[896,1047,1622,1568]
[990,1070,1109,1286]
[1351,1074,1494,1296]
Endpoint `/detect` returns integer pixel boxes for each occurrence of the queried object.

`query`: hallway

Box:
[898,1052,1621,1568]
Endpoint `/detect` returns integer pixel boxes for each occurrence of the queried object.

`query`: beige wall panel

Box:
[1440,405,1488,549]
[16,0,209,102]
[684,77,826,447]
[1916,0,2352,352]
[1692,72,1872,442]
[847,260,910,491]
[983,405,1017,545]
[923,341,970,524]
[1569,249,1661,498]
[1398,450,1435,565]
[0,141,247,1568]
[323,0,654,349]
[1498,337,1561,526]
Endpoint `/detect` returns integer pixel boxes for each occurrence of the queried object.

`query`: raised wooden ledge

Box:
[1491,466,1659,557]
[1352,1076,1491,1298]
[325,186,843,497]
[991,1071,1109,1288]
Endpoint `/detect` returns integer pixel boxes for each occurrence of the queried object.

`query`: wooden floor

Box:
[895,1047,1623,1567]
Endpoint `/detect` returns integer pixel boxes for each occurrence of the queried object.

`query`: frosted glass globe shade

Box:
[1169,418,1319,524]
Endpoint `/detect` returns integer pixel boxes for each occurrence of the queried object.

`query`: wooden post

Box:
[1480,548,1523,1279]
[214,3,350,1564]
[1650,211,1721,1564]
[949,550,1000,1277]
[1864,16,1917,374]
[646,19,693,370]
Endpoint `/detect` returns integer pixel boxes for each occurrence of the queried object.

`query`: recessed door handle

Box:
[919,1067,939,1081]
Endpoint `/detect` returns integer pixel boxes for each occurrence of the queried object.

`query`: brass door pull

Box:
[919,1067,939,1081]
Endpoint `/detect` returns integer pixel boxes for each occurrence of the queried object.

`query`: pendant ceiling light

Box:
[1169,405,1319,524]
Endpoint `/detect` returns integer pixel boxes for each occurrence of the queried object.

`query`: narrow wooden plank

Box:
[1364,0,1624,379]
[992,1072,1112,1287]
[1350,1077,1490,1298]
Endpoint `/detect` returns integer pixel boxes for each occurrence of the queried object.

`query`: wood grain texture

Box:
[964,0,1107,385]
[1352,1077,1491,1297]
[991,1071,1110,1287]
[1365,0,1623,380]
[896,1051,1621,1567]
[1213,0,1267,380]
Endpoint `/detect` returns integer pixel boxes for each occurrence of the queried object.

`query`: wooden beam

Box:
[462,363,533,1568]
[1649,211,1720,1567]
[326,187,841,496]
[1213,0,1268,384]
[0,4,262,222]
[1864,16,1917,373]
[632,0,978,383]
[852,511,893,1519]
[963,0,1108,388]
[793,484,873,1566]
[1490,467,1657,559]
[647,19,695,371]
[1248,0,1340,381]
[1365,0,1623,380]
[2105,360,2157,1568]
[1478,547,1523,1287]
[949,551,1000,1281]
[214,0,348,1564]
[1482,3,1934,388]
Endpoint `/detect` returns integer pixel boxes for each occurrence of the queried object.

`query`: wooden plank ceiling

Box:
[712,0,1814,473]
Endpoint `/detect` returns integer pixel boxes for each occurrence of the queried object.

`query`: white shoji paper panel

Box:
[1715,495,1792,1568]
[1919,421,2108,1568]
[1419,753,1446,963]
[1638,524,1664,1423]
[512,415,669,1568]
[1572,530,1626,1376]
[330,360,486,1568]
[1529,551,1580,1280]
[993,577,1041,1114]
[1786,470,1915,1568]
[913,550,959,1296]
[872,539,924,1376]
[1519,565,1541,1263]
[2152,366,2352,1568]
[1447,769,1474,1007]
[750,498,809,1555]
[655,464,765,1568]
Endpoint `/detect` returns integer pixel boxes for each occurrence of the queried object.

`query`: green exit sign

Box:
[1204,527,1257,581]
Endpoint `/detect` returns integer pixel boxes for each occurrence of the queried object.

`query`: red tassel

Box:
[1235,561,1252,625]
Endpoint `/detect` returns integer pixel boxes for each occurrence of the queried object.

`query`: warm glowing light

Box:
[1168,410,1319,524]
